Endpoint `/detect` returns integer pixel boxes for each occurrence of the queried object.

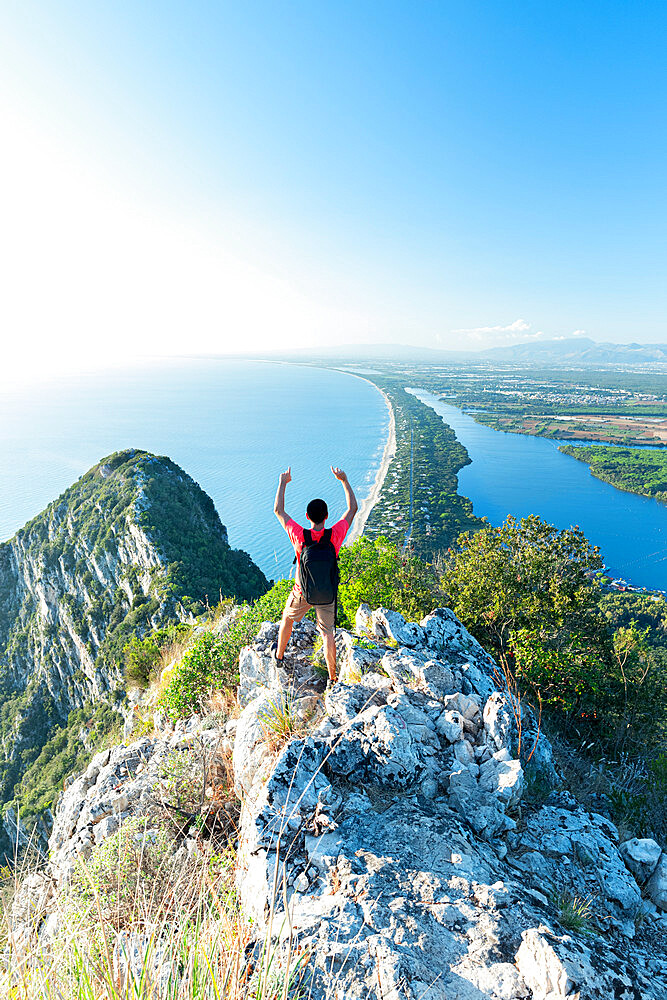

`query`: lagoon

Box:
[410,389,667,592]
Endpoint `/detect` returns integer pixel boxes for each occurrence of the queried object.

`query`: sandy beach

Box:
[345,383,396,546]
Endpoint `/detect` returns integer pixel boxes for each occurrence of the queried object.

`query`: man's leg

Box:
[323,632,336,683]
[276,589,308,660]
[316,602,337,683]
[276,615,293,659]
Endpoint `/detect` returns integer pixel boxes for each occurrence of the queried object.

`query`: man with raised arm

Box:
[273,465,358,683]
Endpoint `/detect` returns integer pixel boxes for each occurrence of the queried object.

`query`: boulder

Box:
[515,925,648,1000]
[435,709,465,743]
[518,806,642,937]
[478,748,524,810]
[620,838,662,882]
[354,603,373,633]
[483,691,516,752]
[647,854,667,911]
[371,607,424,647]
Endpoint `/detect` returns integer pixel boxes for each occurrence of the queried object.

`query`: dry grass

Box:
[1,689,415,1000]
[1,829,308,1000]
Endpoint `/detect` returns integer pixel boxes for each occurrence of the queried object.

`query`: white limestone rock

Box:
[419,607,492,663]
[647,854,667,911]
[233,690,278,796]
[371,607,424,647]
[464,962,529,999]
[483,691,516,752]
[354,602,373,633]
[515,925,650,1000]
[519,806,642,936]
[13,601,667,999]
[435,709,464,743]
[620,837,662,882]
[478,748,524,810]
[339,641,383,682]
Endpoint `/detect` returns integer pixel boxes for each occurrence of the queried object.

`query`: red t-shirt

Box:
[285,518,349,595]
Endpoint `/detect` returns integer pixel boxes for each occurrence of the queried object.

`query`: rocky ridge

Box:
[6,604,667,998]
[0,448,267,851]
[234,606,667,999]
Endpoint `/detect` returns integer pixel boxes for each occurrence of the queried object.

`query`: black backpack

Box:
[297,529,340,605]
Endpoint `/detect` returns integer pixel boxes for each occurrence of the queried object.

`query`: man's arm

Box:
[331,466,358,527]
[274,467,292,529]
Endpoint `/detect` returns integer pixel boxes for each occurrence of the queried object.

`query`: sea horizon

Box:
[0,358,391,580]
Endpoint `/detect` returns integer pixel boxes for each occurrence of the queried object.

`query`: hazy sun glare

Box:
[0,98,363,385]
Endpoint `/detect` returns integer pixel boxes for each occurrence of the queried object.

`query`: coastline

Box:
[345,382,396,546]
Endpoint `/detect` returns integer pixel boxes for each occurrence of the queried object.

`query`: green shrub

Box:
[69,818,176,931]
[337,536,443,628]
[161,580,293,718]
[123,622,192,689]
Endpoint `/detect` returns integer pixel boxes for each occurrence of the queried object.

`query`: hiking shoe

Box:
[270,641,285,663]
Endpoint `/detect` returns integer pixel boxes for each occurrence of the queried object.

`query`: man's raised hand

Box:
[331,466,348,482]
[279,467,292,486]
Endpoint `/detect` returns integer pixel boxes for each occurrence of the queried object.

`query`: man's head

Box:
[306,498,328,525]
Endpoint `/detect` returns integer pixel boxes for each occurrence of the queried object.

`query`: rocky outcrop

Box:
[5,714,235,968]
[233,607,667,999]
[7,603,667,998]
[0,448,267,852]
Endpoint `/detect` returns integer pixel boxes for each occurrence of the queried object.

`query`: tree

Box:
[440,515,609,721]
[337,537,443,629]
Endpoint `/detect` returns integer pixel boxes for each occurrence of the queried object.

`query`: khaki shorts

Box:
[283,587,336,637]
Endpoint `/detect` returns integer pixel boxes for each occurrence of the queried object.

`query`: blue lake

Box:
[0,360,389,580]
[410,389,667,592]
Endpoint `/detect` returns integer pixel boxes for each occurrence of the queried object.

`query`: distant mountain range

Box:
[477,337,667,365]
[260,337,667,367]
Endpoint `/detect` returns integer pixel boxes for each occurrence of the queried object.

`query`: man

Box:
[273,465,358,683]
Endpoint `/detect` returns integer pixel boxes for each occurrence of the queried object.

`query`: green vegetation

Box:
[441,515,667,755]
[161,538,443,718]
[441,515,606,717]
[362,381,481,556]
[559,445,667,501]
[6,702,123,841]
[337,535,443,627]
[387,366,667,447]
[124,622,193,689]
[258,691,302,751]
[161,580,293,717]
[3,810,305,1000]
[0,447,268,684]
[551,890,595,934]
[600,591,667,637]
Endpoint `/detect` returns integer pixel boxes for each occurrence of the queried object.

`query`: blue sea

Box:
[0,359,390,580]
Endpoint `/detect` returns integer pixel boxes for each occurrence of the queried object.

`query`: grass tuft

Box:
[551,889,596,934]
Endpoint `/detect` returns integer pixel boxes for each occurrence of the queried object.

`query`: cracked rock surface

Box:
[234,607,667,1000]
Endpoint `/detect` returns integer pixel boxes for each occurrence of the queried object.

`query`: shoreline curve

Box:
[343,378,396,546]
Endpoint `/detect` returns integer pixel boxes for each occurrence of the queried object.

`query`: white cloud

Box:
[451,318,531,338]
[443,319,576,351]
[571,329,586,337]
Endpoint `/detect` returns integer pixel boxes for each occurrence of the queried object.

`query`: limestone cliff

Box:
[0,448,268,851]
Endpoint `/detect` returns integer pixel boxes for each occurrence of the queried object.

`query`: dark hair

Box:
[306,498,328,523]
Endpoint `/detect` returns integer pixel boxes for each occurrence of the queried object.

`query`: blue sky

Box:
[1,1,665,376]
